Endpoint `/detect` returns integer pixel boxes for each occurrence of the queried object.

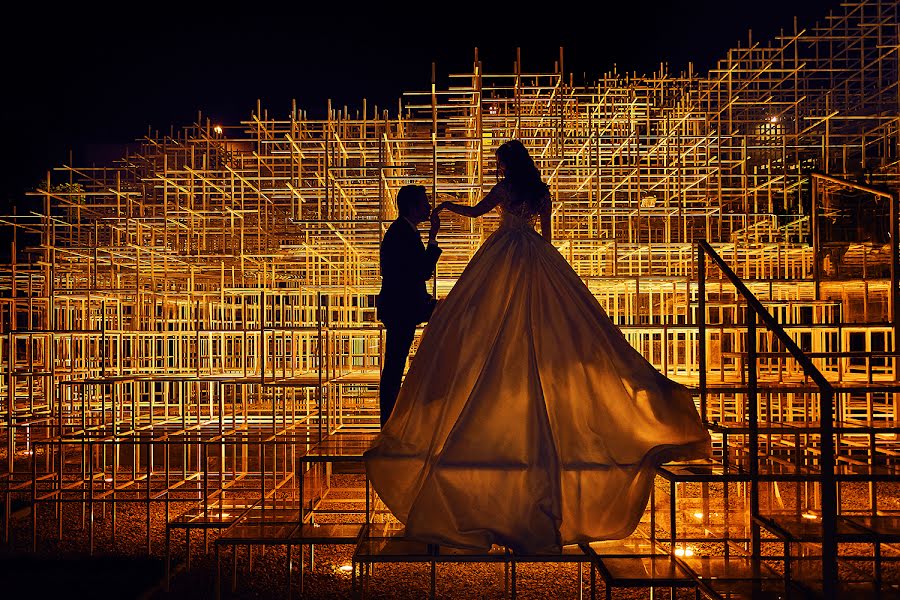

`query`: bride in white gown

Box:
[364,140,711,554]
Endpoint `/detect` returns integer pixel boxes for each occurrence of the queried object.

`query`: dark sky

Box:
[2,1,833,205]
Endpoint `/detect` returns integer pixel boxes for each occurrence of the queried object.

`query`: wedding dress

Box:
[364,181,711,553]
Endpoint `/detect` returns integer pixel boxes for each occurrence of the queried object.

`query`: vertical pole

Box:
[101,300,107,377]
[475,52,483,221]
[260,291,267,384]
[891,193,899,353]
[698,244,707,423]
[31,438,37,551]
[811,175,820,299]
[196,299,201,378]
[317,294,323,442]
[6,331,13,480]
[431,62,439,301]
[515,48,522,138]
[324,294,330,435]
[748,313,760,558]
[820,387,838,599]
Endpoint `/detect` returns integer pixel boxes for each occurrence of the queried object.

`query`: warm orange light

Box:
[693,512,703,519]
[801,512,818,520]
[214,125,223,135]
[338,564,353,573]
[769,115,779,123]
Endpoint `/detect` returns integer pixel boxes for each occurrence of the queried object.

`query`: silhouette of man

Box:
[376,185,442,427]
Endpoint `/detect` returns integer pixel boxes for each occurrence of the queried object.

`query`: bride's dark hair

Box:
[497,140,550,214]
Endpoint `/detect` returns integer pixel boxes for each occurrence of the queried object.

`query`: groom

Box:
[376,185,442,427]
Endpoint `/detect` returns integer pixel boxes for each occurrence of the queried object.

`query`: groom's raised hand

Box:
[428,209,441,245]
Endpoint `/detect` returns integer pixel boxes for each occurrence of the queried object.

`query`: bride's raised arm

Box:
[436,185,503,219]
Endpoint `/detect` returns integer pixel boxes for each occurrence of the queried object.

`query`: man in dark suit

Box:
[377,185,442,427]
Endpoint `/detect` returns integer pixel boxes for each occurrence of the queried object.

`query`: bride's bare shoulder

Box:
[490,179,511,193]
[490,180,512,202]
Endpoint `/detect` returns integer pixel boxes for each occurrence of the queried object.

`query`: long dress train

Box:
[364,188,711,554]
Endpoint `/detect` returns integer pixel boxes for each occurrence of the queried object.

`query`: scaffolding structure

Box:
[2,1,900,598]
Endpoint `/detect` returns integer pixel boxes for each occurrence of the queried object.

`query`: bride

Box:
[364,140,711,554]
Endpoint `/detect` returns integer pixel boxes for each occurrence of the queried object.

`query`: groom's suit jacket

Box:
[377,218,442,325]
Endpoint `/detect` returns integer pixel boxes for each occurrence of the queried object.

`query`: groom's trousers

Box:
[379,320,418,427]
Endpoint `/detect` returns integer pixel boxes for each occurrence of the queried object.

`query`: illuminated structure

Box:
[1,1,899,597]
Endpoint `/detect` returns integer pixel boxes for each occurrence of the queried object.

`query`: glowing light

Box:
[769,116,779,123]
[339,564,353,573]
[104,477,113,483]
[213,125,223,135]
[801,512,818,520]
[674,546,695,557]
[219,512,230,518]
[693,512,704,519]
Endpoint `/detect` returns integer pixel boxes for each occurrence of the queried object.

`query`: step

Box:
[591,554,697,589]
[168,499,255,530]
[288,522,363,545]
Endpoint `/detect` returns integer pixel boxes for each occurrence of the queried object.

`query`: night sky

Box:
[2,1,832,207]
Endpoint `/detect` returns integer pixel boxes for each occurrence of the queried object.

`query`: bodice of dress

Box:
[496,181,550,232]
[498,206,537,231]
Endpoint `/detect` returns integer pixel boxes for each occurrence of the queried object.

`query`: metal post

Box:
[431,61,438,301]
[820,388,838,599]
[811,176,820,299]
[698,244,708,423]
[260,291,266,384]
[748,313,760,558]
[317,293,323,442]
[891,193,899,354]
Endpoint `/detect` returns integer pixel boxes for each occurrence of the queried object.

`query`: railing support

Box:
[698,240,837,597]
[820,388,837,600]
[747,312,760,558]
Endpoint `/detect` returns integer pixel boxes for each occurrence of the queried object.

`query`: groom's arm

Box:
[415,209,442,281]
[417,243,442,281]
[381,225,440,284]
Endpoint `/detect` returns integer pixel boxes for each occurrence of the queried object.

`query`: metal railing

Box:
[698,239,838,598]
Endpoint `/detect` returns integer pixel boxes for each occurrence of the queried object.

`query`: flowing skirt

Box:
[364,223,711,553]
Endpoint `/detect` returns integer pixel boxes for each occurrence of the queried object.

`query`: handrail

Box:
[699,241,834,393]
[810,170,895,200]
[697,239,838,600]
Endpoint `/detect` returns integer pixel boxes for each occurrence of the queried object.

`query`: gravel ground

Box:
[0,495,678,598]
[1,474,899,598]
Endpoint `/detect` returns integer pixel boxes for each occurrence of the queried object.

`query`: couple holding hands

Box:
[367,140,710,554]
